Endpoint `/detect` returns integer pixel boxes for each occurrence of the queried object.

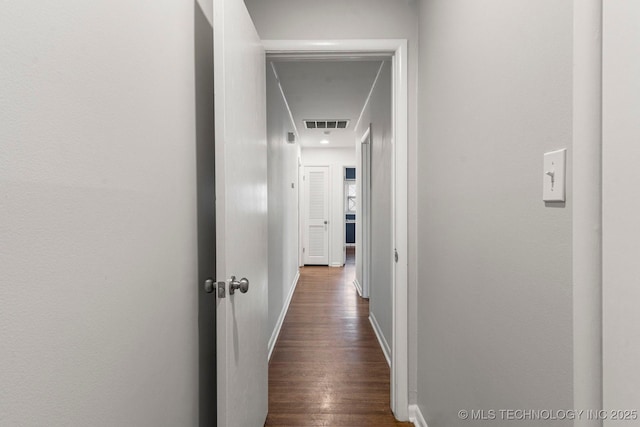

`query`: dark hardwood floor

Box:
[265,248,412,426]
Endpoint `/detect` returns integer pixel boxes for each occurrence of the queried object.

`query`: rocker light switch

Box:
[543,148,566,202]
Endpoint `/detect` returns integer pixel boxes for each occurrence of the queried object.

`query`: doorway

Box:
[194,3,217,425]
[264,39,410,420]
[344,166,357,269]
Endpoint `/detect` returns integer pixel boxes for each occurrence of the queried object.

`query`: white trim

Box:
[352,279,363,298]
[409,404,428,427]
[268,271,300,361]
[339,163,345,266]
[369,313,391,367]
[329,262,343,268]
[327,163,333,267]
[267,53,392,62]
[359,126,372,299]
[298,158,304,267]
[263,39,408,55]
[573,0,603,421]
[390,39,410,422]
[264,39,410,421]
[343,165,357,265]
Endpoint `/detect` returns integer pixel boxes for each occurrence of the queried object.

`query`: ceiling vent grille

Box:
[304,120,350,130]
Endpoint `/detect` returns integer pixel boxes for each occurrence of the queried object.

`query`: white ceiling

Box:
[272,60,382,148]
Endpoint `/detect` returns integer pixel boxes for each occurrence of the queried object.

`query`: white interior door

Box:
[213,0,268,426]
[304,166,330,265]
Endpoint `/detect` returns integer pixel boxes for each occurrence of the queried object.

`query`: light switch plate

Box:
[543,148,566,202]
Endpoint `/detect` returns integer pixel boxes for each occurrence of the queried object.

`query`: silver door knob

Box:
[229,276,249,295]
[204,278,215,293]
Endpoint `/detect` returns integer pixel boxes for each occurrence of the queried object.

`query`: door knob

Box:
[229,276,249,295]
[204,278,215,293]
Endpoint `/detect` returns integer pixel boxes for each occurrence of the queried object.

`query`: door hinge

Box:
[303,247,305,253]
[394,249,399,263]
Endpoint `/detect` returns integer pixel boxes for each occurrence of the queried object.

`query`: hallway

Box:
[265,251,411,426]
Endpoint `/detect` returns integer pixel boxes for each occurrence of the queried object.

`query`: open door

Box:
[213,0,268,426]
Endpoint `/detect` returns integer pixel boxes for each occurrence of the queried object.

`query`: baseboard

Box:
[368,312,391,366]
[353,279,363,297]
[329,262,343,267]
[268,271,300,361]
[409,404,428,427]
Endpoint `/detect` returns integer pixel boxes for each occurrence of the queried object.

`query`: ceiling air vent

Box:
[304,120,350,130]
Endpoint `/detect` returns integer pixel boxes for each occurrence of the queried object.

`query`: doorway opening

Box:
[344,166,357,268]
[263,39,409,420]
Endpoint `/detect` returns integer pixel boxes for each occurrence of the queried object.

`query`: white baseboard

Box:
[268,271,300,361]
[329,262,343,267]
[353,279,363,297]
[409,404,428,427]
[369,312,390,366]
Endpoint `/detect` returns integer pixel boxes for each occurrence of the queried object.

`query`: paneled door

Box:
[304,166,330,265]
[213,0,268,425]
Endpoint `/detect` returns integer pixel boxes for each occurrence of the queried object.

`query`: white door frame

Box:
[573,0,603,416]
[343,165,357,264]
[263,39,409,421]
[359,127,372,299]
[298,157,304,267]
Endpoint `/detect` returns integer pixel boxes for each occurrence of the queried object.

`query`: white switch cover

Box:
[543,148,566,202]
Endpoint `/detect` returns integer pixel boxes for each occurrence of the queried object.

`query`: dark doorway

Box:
[195,3,217,426]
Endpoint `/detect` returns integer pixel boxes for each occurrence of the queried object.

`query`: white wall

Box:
[301,148,356,267]
[416,1,573,425]
[244,0,420,400]
[266,63,301,352]
[355,62,393,357]
[602,0,640,421]
[0,1,203,425]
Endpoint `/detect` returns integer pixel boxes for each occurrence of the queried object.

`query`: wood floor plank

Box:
[266,249,411,426]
